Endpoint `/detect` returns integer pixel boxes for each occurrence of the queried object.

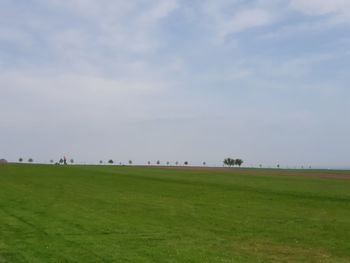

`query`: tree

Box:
[18,158,23,163]
[70,159,74,164]
[99,160,103,164]
[50,160,54,164]
[166,161,170,166]
[203,162,206,166]
[108,159,114,164]
[128,160,132,165]
[259,164,262,168]
[277,164,280,168]
[184,161,188,166]
[223,158,229,167]
[223,158,235,167]
[156,160,160,165]
[175,161,179,166]
[235,159,243,167]
[59,158,64,164]
[147,161,151,165]
[28,158,33,163]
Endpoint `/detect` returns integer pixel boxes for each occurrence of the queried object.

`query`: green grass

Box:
[0,164,350,262]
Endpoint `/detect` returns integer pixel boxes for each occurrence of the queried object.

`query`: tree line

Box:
[17,157,245,168]
[15,157,314,169]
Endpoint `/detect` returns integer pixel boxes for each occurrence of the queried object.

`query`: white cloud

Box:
[219,8,272,38]
[201,1,275,43]
[199,0,350,43]
[41,0,178,53]
[290,0,350,21]
[139,0,178,23]
[0,0,181,99]
[0,0,178,58]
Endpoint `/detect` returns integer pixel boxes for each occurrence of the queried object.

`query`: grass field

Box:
[0,164,350,262]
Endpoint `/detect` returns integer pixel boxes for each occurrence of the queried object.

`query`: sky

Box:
[1,0,350,168]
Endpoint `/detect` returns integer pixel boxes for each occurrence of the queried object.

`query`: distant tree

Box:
[59,158,64,164]
[259,164,262,168]
[18,158,23,163]
[28,158,33,163]
[235,159,243,167]
[108,159,114,164]
[147,161,151,165]
[175,161,179,166]
[277,164,280,168]
[50,160,54,164]
[223,158,229,167]
[166,161,170,166]
[99,160,103,164]
[70,159,74,164]
[128,160,132,165]
[203,162,206,166]
[156,160,160,165]
[184,161,188,166]
[224,158,235,167]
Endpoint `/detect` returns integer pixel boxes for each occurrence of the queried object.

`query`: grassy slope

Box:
[0,164,349,263]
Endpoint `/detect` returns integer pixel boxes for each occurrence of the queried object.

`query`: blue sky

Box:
[1,0,350,168]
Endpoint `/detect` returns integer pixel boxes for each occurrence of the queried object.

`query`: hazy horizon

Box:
[1,1,350,168]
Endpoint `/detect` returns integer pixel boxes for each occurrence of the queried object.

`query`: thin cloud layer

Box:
[0,1,349,167]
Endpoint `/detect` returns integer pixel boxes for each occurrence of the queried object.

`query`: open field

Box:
[0,164,350,262]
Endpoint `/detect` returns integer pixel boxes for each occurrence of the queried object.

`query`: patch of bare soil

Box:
[146,166,350,180]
